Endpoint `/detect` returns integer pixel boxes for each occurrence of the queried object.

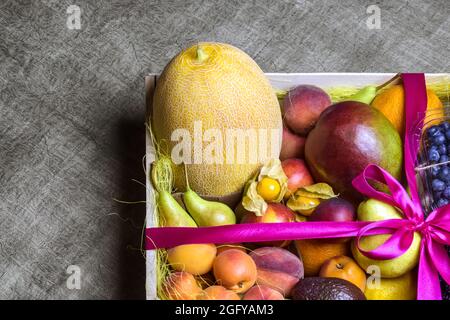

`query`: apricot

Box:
[167,244,216,275]
[163,271,202,300]
[216,243,246,256]
[250,247,303,297]
[213,249,257,293]
[320,255,366,292]
[198,285,241,300]
[243,285,284,300]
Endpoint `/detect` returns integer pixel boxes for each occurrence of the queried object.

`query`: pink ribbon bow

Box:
[145,74,450,300]
[352,164,450,300]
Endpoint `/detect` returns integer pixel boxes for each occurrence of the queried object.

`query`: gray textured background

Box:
[0,0,449,299]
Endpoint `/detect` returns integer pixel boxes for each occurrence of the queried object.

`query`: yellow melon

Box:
[152,42,282,197]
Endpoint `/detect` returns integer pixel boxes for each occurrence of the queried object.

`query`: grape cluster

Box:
[424,121,450,300]
[425,122,450,209]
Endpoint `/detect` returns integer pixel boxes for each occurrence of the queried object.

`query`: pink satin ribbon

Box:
[145,73,450,300]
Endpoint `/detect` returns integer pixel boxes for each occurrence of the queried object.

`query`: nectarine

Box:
[243,285,284,300]
[280,126,306,160]
[241,203,295,247]
[283,85,331,135]
[281,159,314,198]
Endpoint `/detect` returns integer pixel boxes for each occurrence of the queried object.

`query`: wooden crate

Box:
[144,73,450,300]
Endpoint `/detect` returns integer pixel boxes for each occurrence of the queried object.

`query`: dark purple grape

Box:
[444,187,450,199]
[429,149,440,162]
[424,123,450,300]
[438,144,447,155]
[427,125,441,137]
[435,191,443,200]
[437,198,449,207]
[431,166,441,177]
[433,134,446,145]
[432,179,446,191]
[439,166,450,181]
[440,122,450,130]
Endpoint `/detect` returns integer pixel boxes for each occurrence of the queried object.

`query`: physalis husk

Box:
[241,159,288,216]
[287,183,337,215]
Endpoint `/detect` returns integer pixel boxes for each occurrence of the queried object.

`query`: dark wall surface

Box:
[0,0,448,299]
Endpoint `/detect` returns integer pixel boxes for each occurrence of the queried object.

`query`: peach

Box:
[163,272,202,300]
[250,247,303,297]
[241,203,295,247]
[167,244,217,275]
[198,285,241,300]
[213,249,257,293]
[280,126,306,161]
[281,159,314,198]
[283,84,331,135]
[243,285,284,300]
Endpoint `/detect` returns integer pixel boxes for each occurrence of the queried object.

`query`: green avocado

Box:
[292,277,366,300]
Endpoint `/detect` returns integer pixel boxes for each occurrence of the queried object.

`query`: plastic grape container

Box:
[415,106,450,300]
[416,106,450,215]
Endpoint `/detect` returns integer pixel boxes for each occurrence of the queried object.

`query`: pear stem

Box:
[376,73,401,91]
[183,163,191,191]
[196,45,208,63]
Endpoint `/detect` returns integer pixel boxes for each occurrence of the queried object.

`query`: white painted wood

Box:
[145,75,158,300]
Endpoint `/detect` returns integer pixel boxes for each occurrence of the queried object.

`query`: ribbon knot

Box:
[352,164,450,300]
[414,221,428,232]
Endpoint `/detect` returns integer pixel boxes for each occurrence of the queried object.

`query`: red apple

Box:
[241,203,295,247]
[280,126,306,161]
[281,159,314,198]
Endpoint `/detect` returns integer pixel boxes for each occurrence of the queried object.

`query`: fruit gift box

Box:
[144,43,450,300]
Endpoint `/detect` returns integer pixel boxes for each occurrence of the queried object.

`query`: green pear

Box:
[151,157,197,227]
[352,198,421,278]
[364,271,417,300]
[182,166,236,226]
[357,198,402,221]
[183,190,236,226]
[348,86,377,104]
[157,191,197,227]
